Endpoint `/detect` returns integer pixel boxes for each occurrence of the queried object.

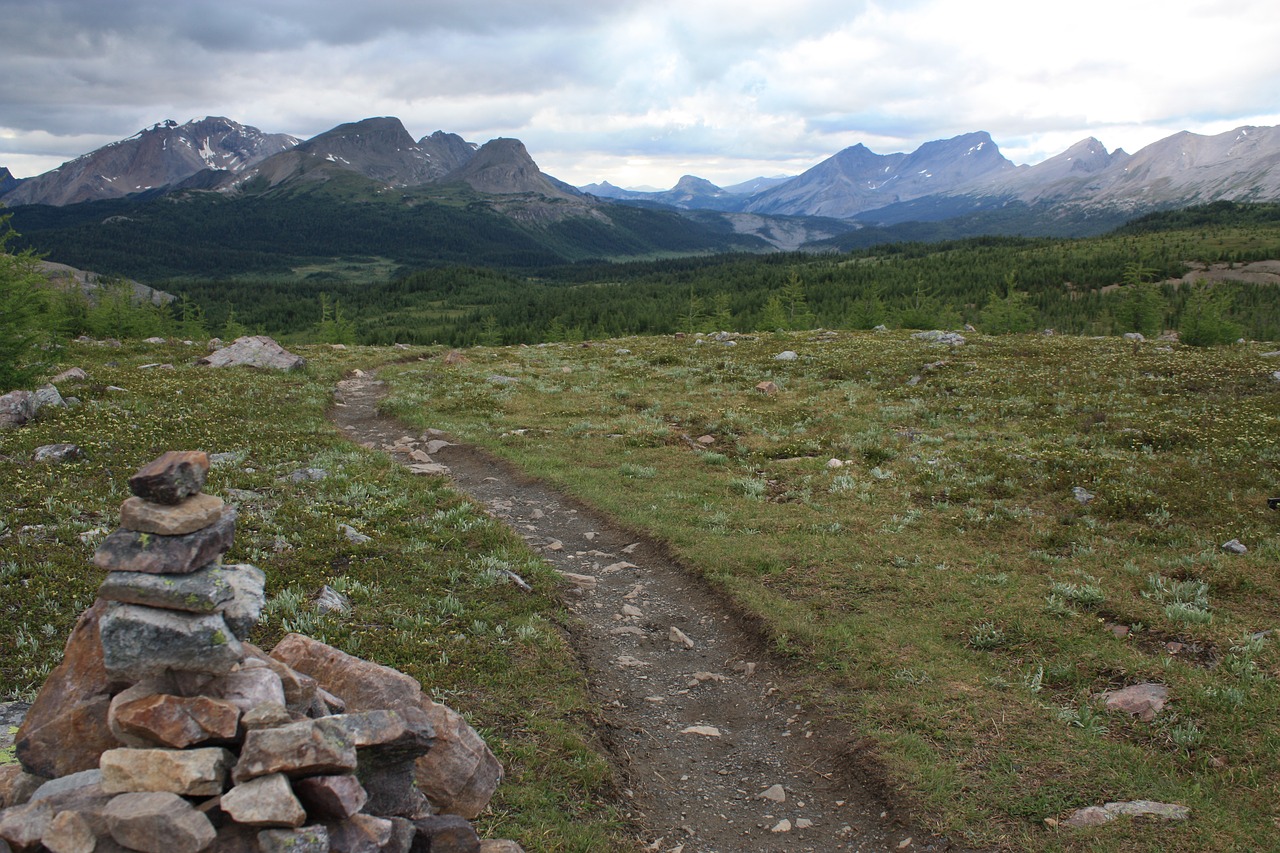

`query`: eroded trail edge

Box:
[331,373,942,853]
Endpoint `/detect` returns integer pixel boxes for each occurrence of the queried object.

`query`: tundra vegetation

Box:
[1,203,1279,850]
[378,329,1279,851]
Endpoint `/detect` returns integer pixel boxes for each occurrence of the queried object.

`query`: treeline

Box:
[151,205,1280,347]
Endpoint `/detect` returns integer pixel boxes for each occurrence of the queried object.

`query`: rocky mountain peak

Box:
[1,117,298,206]
[444,137,576,199]
[0,166,20,197]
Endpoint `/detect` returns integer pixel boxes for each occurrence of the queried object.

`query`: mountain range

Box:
[3,116,1280,273]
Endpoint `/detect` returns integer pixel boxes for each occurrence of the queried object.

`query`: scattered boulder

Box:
[1072,486,1095,505]
[1061,799,1190,828]
[755,381,778,395]
[1123,332,1146,343]
[197,335,306,371]
[912,330,966,346]
[33,444,82,463]
[0,390,38,429]
[1222,538,1248,555]
[1102,683,1168,722]
[773,351,798,361]
[50,367,88,383]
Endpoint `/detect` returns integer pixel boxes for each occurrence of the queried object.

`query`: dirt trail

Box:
[331,373,950,853]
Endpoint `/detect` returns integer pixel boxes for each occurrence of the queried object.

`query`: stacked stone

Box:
[0,451,514,853]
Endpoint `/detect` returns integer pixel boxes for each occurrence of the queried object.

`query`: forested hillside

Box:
[6,186,767,280]
[145,204,1280,346]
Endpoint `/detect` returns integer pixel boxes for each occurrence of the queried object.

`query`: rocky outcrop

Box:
[1,451,520,853]
[196,336,306,371]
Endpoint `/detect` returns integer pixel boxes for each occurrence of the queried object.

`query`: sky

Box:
[3,0,1279,190]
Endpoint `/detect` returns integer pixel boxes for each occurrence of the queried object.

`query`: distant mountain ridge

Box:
[1,117,299,206]
[5,116,1280,257]
[577,126,1280,225]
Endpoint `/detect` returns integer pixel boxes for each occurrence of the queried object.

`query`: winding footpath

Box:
[331,373,950,853]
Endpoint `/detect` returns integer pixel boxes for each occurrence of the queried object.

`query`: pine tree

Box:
[0,216,50,391]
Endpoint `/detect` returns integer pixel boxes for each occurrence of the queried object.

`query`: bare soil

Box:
[331,373,960,852]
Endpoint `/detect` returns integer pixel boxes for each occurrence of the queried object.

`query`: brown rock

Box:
[120,493,226,535]
[127,451,210,505]
[326,814,393,853]
[243,645,316,714]
[204,664,287,715]
[208,822,262,853]
[233,718,357,784]
[0,766,42,809]
[103,791,216,853]
[292,775,367,821]
[220,773,306,828]
[100,747,234,796]
[241,702,294,731]
[755,380,779,395]
[269,634,422,709]
[413,704,502,819]
[109,690,240,749]
[257,825,329,853]
[410,815,480,853]
[40,809,96,853]
[270,634,501,818]
[1102,683,1168,722]
[0,800,53,851]
[91,507,236,575]
[15,601,118,779]
[478,842,525,853]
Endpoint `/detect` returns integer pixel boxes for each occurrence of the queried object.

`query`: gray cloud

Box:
[2,0,1278,187]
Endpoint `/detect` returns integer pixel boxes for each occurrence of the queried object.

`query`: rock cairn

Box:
[0,452,513,853]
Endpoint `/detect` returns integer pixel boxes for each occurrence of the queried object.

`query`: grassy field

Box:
[377,330,1280,851]
[0,340,628,851]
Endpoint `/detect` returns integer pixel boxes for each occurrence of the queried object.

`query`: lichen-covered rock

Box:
[98,603,244,681]
[91,507,236,575]
[98,563,237,614]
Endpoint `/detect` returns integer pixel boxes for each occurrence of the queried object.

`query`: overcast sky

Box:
[3,0,1278,189]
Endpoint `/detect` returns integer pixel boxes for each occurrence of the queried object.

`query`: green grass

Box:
[0,340,628,850]
[379,329,1280,852]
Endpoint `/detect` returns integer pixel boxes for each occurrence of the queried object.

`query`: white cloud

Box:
[2,0,1277,189]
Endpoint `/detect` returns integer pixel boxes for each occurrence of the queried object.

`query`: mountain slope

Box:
[745,132,1015,219]
[1,117,298,206]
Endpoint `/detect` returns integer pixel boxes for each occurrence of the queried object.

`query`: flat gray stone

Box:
[98,603,244,680]
[98,563,237,613]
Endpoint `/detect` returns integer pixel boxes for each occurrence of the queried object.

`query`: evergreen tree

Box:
[757,294,787,331]
[780,271,815,329]
[1111,261,1165,336]
[0,215,50,391]
[978,272,1036,334]
[1178,283,1241,346]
